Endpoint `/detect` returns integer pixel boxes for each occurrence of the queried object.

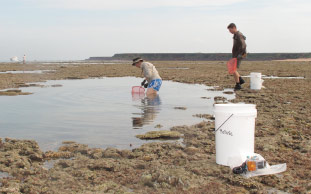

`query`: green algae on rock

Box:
[136,130,182,140]
[154,124,163,129]
[0,89,32,96]
[193,114,215,120]
[174,107,187,110]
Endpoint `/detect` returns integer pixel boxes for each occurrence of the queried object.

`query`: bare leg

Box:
[146,88,157,98]
[233,71,240,83]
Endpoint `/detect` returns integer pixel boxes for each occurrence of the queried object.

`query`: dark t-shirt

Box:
[232,31,247,58]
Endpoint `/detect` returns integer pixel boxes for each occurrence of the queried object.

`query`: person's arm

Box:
[141,79,147,86]
[239,33,246,55]
[142,63,152,81]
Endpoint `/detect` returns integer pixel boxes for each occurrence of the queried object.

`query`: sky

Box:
[0,0,310,61]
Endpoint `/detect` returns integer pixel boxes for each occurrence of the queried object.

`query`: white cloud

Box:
[23,0,247,10]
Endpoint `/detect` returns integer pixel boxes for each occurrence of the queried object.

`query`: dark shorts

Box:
[237,58,242,68]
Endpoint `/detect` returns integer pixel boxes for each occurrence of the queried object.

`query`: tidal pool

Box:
[0,70,55,74]
[0,172,11,179]
[242,75,305,79]
[0,172,12,186]
[0,77,234,150]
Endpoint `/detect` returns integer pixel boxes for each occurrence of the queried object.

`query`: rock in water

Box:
[174,107,187,110]
[136,130,182,140]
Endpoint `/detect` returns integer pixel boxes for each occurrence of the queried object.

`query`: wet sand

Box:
[0,61,311,193]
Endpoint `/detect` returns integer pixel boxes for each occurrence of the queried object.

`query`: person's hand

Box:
[143,82,149,88]
[141,79,147,86]
[237,53,247,59]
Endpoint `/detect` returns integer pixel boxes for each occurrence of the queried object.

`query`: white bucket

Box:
[250,72,264,90]
[214,104,257,166]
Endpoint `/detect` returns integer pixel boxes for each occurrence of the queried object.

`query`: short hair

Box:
[227,23,236,29]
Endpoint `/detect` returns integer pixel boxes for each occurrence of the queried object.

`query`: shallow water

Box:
[43,160,60,170]
[0,70,55,74]
[262,76,305,79]
[0,172,12,186]
[0,77,234,151]
[0,172,11,179]
[242,75,305,79]
[37,61,128,65]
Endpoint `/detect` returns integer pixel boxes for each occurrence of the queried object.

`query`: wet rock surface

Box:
[136,130,182,140]
[154,124,163,129]
[0,61,310,193]
[0,89,32,96]
[174,107,187,110]
[193,114,215,120]
[15,83,45,88]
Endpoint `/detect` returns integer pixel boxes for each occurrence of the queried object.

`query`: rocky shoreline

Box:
[0,61,310,193]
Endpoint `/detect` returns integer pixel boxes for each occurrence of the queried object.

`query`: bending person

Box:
[132,57,162,96]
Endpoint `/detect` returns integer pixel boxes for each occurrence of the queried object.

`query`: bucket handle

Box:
[215,114,234,132]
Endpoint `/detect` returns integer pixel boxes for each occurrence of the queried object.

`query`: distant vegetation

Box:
[87,53,311,61]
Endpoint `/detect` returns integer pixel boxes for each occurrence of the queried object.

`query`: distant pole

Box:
[23,54,26,64]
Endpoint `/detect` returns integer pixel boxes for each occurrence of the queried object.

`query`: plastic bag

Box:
[227,58,237,74]
[228,153,287,178]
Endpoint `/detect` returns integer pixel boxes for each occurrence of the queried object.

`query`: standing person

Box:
[227,23,247,90]
[23,54,26,64]
[132,57,162,96]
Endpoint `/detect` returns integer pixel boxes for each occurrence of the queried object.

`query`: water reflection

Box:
[132,94,161,129]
